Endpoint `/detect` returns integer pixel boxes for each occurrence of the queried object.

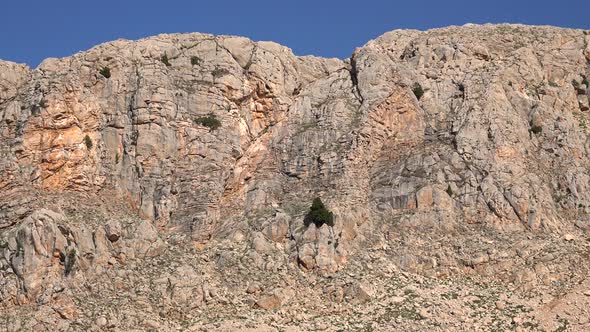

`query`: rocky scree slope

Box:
[1,24,590,331]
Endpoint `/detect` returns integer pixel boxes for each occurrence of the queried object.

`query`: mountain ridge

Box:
[3,23,587,69]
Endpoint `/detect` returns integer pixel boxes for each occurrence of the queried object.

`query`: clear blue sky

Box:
[1,0,589,67]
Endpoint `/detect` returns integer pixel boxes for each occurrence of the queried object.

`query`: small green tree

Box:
[211,67,230,78]
[194,113,222,131]
[446,184,453,197]
[64,248,76,276]
[304,197,334,227]
[530,119,543,134]
[130,131,139,145]
[191,56,202,66]
[530,124,542,134]
[99,67,111,78]
[84,135,93,149]
[412,83,425,100]
[161,53,171,67]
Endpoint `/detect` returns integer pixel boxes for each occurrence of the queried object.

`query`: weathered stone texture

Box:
[2,24,590,331]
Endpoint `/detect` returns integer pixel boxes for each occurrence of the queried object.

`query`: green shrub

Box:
[84,135,93,149]
[191,56,202,66]
[530,121,543,134]
[161,53,171,67]
[211,67,230,78]
[99,67,111,78]
[130,131,139,145]
[304,197,334,228]
[115,152,119,164]
[194,113,221,130]
[446,184,454,197]
[412,83,425,100]
[573,77,589,89]
[572,79,580,88]
[32,99,48,115]
[64,248,76,276]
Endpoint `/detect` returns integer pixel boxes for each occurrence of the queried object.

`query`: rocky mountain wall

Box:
[2,24,590,331]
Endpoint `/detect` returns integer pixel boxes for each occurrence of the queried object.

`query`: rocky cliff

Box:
[2,24,590,331]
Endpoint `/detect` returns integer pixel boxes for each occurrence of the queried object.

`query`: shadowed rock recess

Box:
[2,24,590,331]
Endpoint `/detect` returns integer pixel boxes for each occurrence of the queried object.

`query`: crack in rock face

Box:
[2,24,590,331]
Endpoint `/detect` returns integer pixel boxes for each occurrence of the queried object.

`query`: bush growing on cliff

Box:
[412,83,425,100]
[194,113,221,131]
[304,197,334,228]
[191,56,202,66]
[84,135,93,149]
[161,53,171,67]
[530,122,543,134]
[130,131,139,145]
[99,67,111,78]
[64,248,76,276]
[529,114,543,134]
[211,67,230,78]
[446,184,454,197]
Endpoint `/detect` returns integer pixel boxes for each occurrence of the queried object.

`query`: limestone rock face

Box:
[0,205,163,305]
[2,24,590,331]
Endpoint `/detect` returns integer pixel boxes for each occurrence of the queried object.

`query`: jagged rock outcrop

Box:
[2,24,590,331]
[0,205,164,306]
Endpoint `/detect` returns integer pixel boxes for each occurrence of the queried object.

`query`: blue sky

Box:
[1,0,589,67]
